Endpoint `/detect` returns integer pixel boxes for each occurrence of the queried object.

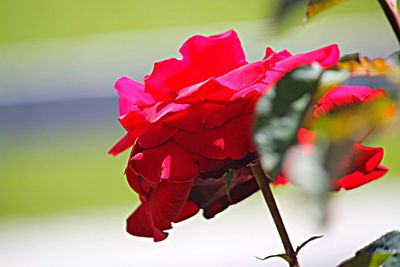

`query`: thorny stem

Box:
[378,0,400,45]
[251,163,300,267]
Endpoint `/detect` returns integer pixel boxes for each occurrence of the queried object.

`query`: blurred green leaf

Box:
[306,0,348,20]
[282,141,331,223]
[389,50,400,64]
[339,231,400,267]
[275,0,306,20]
[254,65,322,180]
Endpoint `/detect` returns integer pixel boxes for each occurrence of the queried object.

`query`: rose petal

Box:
[228,83,268,101]
[108,129,141,156]
[335,165,388,190]
[274,44,340,71]
[119,102,189,131]
[165,100,248,133]
[297,128,316,145]
[119,107,150,131]
[189,167,259,219]
[114,76,155,116]
[175,49,294,103]
[264,48,292,62]
[125,164,154,198]
[272,175,289,185]
[173,114,255,160]
[130,140,198,183]
[137,124,177,148]
[263,44,340,87]
[145,30,247,100]
[142,102,190,123]
[274,136,388,190]
[313,86,387,117]
[216,61,267,91]
[175,78,236,103]
[174,200,200,223]
[342,144,386,174]
[126,180,193,242]
[292,44,340,69]
[126,202,169,242]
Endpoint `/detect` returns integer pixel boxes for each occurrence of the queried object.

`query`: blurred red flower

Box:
[275,86,390,189]
[110,30,387,242]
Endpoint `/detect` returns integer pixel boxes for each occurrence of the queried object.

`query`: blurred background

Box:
[0,0,399,266]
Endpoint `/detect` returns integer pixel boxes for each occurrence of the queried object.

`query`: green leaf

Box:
[254,65,322,180]
[383,254,400,267]
[338,231,400,267]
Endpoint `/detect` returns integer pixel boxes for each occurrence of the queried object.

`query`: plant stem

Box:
[377,0,400,45]
[251,164,299,267]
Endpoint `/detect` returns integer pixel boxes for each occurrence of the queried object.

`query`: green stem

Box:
[251,163,300,267]
[377,0,400,45]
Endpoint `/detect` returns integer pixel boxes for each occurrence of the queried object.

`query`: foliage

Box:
[254,65,322,180]
[339,231,400,267]
[262,1,400,265]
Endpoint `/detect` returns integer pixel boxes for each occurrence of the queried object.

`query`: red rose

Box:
[275,86,390,189]
[313,85,387,118]
[110,30,341,241]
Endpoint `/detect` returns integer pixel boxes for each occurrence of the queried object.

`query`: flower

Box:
[313,85,387,118]
[315,86,390,190]
[275,85,390,189]
[110,30,342,241]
